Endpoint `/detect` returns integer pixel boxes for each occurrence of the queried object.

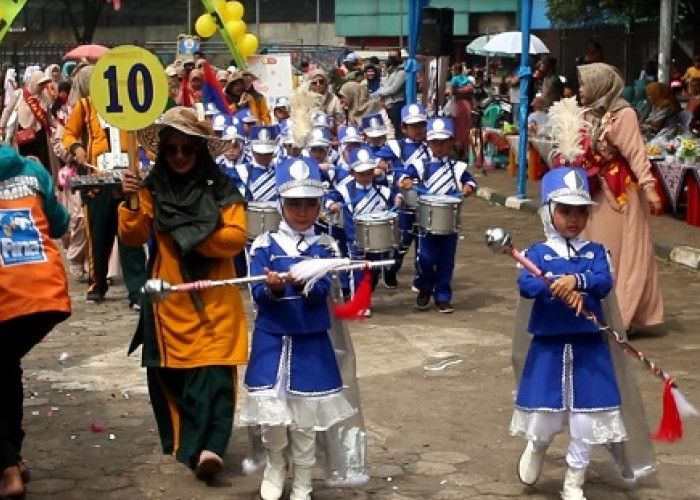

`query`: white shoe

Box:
[517,441,546,485]
[561,467,587,500]
[290,465,313,500]
[260,452,286,500]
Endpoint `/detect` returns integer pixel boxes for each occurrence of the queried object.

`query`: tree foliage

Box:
[546,0,679,28]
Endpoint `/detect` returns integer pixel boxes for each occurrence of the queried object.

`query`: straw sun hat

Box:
[137,106,229,159]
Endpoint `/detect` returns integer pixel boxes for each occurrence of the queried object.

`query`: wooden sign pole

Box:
[127,131,140,210]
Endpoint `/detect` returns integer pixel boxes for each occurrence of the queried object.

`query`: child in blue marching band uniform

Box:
[246,125,280,202]
[238,156,356,500]
[376,103,431,288]
[512,167,627,500]
[400,117,477,313]
[271,96,291,124]
[335,125,364,173]
[327,146,396,315]
[217,119,249,195]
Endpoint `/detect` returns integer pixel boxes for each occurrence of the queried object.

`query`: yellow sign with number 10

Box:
[90,46,168,131]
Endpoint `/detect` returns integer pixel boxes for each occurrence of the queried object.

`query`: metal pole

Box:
[516,0,533,200]
[256,0,261,36]
[316,0,320,47]
[187,0,191,35]
[658,0,673,84]
[399,0,403,49]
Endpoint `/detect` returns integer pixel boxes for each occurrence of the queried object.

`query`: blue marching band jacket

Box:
[515,240,623,412]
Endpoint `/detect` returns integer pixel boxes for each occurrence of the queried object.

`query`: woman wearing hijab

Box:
[577,63,664,332]
[224,71,270,124]
[44,64,62,101]
[0,72,56,172]
[338,81,384,126]
[119,106,248,480]
[640,82,680,141]
[307,69,344,131]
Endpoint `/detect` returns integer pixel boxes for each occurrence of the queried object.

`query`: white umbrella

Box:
[482,31,550,55]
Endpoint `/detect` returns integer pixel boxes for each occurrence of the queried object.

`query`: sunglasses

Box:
[163,143,199,157]
[310,80,326,86]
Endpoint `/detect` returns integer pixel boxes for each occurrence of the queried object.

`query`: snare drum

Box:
[417,195,462,234]
[246,201,281,241]
[399,187,419,212]
[354,212,399,253]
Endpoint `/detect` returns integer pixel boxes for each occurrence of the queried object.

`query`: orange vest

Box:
[0,177,71,322]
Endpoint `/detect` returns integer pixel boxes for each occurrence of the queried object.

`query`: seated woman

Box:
[640,82,680,142]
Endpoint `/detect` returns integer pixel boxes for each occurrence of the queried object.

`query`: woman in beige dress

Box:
[577,63,664,331]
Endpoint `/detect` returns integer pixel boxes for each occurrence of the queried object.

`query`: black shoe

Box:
[85,291,105,304]
[416,291,431,310]
[436,301,454,313]
[382,271,398,289]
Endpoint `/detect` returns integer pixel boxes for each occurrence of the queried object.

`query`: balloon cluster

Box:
[195,0,259,58]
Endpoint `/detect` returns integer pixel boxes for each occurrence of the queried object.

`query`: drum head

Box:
[419,194,462,206]
[355,211,397,223]
[248,201,279,212]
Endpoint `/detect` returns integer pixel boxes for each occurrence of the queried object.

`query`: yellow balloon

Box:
[238,33,259,58]
[225,20,246,41]
[195,14,217,38]
[214,0,227,13]
[225,1,245,21]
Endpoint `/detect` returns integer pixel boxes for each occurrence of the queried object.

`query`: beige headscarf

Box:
[577,63,630,121]
[16,72,52,129]
[338,81,383,125]
[68,65,94,106]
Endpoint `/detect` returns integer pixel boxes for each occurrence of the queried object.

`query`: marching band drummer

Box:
[118,106,248,481]
[327,146,398,315]
[375,103,431,289]
[217,119,249,197]
[399,117,477,313]
[246,125,280,203]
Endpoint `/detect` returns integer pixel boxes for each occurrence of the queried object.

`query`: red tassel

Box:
[652,379,683,442]
[332,265,372,320]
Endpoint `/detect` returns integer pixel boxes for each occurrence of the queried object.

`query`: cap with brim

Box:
[427,130,453,141]
[549,193,596,206]
[277,158,324,198]
[350,147,377,173]
[252,143,277,154]
[37,75,52,85]
[137,106,230,159]
[165,66,179,77]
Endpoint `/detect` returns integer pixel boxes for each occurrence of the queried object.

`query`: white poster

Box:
[246,53,294,120]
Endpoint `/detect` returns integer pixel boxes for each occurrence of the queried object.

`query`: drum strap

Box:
[401,140,430,169]
[351,183,388,215]
[424,159,460,195]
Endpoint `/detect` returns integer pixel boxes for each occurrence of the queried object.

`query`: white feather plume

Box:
[289,83,321,148]
[548,97,590,164]
[289,258,351,295]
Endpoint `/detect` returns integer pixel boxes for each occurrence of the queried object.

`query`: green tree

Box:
[547,0,658,28]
